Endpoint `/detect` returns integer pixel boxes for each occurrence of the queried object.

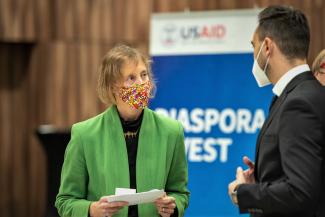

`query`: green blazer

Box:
[55,106,189,217]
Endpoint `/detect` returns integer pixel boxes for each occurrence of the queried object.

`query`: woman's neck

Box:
[116,104,143,121]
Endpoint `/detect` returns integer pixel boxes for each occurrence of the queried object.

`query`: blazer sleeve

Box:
[237,97,323,215]
[55,124,91,217]
[165,122,190,217]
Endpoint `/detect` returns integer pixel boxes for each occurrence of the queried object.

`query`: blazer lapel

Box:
[105,106,130,191]
[136,108,158,192]
[254,71,315,179]
[254,92,287,179]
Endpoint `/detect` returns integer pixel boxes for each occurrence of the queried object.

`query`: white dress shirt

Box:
[272,64,310,96]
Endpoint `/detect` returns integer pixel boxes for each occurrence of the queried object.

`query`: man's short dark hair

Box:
[257,5,310,60]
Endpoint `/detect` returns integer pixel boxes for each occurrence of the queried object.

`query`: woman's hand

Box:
[89,197,128,217]
[155,193,176,217]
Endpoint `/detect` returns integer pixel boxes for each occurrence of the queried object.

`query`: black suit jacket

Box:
[237,71,325,217]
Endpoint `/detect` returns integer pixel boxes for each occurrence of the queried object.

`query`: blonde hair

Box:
[97,44,156,105]
[312,49,325,74]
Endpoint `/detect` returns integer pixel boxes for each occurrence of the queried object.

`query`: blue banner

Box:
[150,10,272,217]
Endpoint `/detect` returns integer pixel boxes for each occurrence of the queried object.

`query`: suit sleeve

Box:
[55,124,91,217]
[237,97,323,215]
[165,123,190,217]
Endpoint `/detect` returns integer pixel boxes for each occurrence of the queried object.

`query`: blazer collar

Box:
[282,71,315,94]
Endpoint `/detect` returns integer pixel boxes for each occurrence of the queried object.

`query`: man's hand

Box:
[242,156,255,184]
[228,179,239,204]
[228,156,256,205]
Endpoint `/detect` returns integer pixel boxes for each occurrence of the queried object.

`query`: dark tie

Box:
[269,95,278,112]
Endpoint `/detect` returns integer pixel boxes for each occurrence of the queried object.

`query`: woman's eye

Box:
[124,76,135,86]
[128,75,136,81]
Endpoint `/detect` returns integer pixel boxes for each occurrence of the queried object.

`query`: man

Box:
[228,5,325,217]
[312,49,325,85]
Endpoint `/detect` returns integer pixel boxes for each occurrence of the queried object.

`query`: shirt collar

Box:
[272,64,310,96]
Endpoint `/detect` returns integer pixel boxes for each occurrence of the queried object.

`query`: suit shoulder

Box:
[294,79,324,96]
[286,80,325,120]
[291,80,325,104]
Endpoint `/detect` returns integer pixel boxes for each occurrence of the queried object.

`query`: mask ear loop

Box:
[264,56,270,72]
[256,40,266,60]
[260,40,270,73]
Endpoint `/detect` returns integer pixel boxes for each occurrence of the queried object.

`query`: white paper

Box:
[102,189,164,206]
[115,188,136,195]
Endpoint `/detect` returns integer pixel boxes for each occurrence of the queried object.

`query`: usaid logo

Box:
[160,24,178,47]
[181,24,226,40]
[160,23,226,47]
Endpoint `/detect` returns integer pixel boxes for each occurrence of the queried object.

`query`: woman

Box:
[55,45,189,217]
[312,49,325,85]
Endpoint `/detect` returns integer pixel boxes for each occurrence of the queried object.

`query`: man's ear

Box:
[264,37,274,56]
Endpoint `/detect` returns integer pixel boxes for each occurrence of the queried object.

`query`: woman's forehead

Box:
[122,59,146,74]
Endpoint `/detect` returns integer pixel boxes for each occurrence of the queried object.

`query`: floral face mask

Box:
[118,81,151,109]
